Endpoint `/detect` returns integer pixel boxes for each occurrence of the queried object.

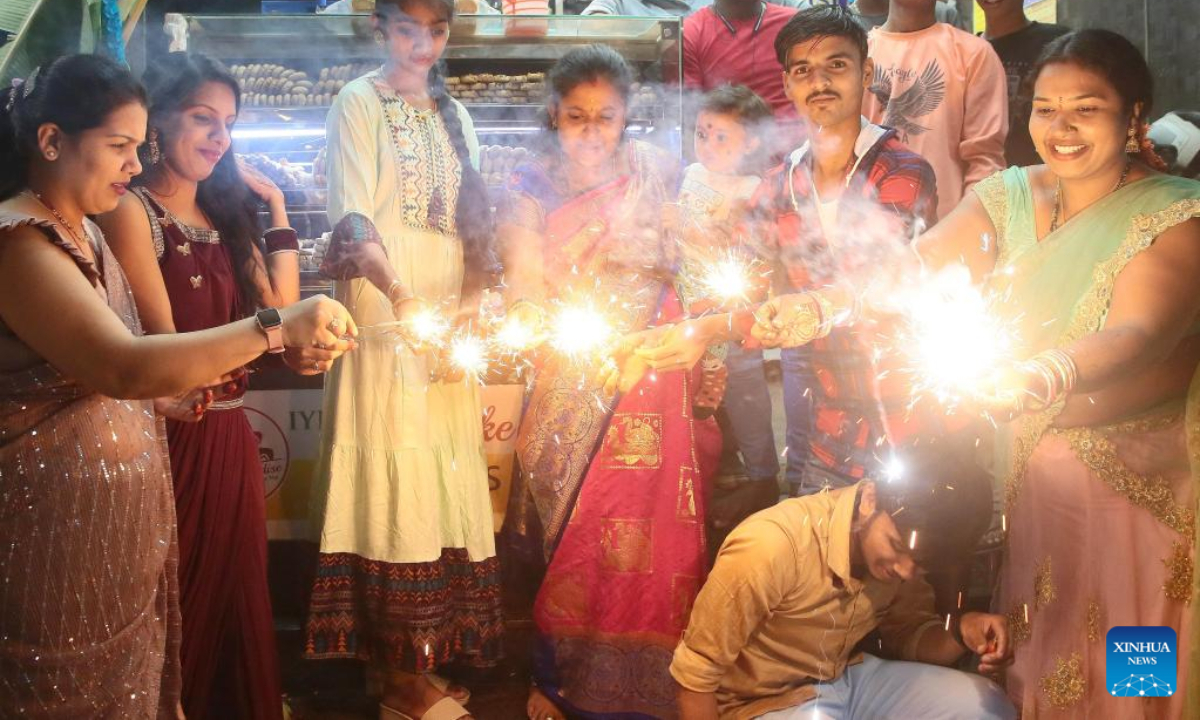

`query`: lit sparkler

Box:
[448,333,489,377]
[549,303,615,363]
[495,315,539,352]
[898,269,1018,407]
[407,307,451,347]
[699,254,756,307]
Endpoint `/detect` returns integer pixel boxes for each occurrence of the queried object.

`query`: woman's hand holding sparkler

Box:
[495,299,548,352]
[966,363,1039,422]
[600,324,673,395]
[965,348,1079,422]
[394,299,449,354]
[634,319,716,373]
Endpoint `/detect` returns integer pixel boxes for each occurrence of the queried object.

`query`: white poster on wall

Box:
[245,385,525,540]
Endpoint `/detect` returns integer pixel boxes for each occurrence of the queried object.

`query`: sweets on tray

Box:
[239,153,312,189]
[479,144,530,186]
[231,62,376,108]
[229,64,660,115]
[446,72,545,104]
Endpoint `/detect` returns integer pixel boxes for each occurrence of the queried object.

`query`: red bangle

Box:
[264,227,299,254]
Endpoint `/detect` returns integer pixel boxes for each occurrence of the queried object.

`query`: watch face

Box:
[258,308,283,328]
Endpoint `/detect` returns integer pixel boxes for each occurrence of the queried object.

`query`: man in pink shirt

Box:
[862,0,1008,221]
[683,0,799,122]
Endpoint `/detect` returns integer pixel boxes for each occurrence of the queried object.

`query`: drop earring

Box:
[1125,125,1139,154]
[147,128,162,166]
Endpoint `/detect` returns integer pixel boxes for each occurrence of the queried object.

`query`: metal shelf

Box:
[179,13,678,63]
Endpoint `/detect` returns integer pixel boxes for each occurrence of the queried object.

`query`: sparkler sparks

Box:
[495,315,539,352]
[699,254,756,307]
[407,307,451,347]
[449,333,489,376]
[549,304,615,363]
[899,269,1018,407]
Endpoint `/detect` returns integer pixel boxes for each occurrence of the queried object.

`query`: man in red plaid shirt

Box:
[742,5,938,495]
[743,7,993,614]
[634,6,993,613]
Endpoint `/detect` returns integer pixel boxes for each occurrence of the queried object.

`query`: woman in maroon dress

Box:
[99,53,303,720]
[0,53,354,719]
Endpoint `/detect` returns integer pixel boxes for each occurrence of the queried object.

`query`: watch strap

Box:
[256,308,285,354]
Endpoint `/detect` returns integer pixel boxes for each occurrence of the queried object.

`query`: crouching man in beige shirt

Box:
[670,480,1017,719]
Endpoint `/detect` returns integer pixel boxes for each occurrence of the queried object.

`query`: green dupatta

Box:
[975,166,1200,709]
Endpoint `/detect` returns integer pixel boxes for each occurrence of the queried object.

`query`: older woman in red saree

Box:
[500,46,722,720]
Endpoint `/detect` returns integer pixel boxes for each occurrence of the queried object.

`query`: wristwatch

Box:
[255,308,285,354]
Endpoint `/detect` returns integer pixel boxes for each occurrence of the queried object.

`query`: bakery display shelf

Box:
[238,103,666,125]
[177,14,677,63]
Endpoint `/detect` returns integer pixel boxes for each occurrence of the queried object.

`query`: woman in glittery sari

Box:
[500,46,721,720]
[0,54,353,719]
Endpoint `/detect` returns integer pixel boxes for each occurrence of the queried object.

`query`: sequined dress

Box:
[0,210,181,718]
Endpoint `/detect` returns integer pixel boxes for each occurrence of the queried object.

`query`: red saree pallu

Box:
[507,142,722,718]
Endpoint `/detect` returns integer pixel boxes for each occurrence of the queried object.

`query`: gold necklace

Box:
[1049,160,1131,234]
[29,191,90,253]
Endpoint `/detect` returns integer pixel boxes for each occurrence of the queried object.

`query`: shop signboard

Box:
[245,385,525,540]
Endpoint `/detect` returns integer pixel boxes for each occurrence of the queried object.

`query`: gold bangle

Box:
[809,291,836,338]
[387,279,414,306]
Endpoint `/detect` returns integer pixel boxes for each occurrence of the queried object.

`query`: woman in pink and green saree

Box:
[499,46,722,720]
[912,30,1200,719]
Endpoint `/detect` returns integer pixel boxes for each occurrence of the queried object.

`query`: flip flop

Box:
[380,697,470,720]
[426,673,471,704]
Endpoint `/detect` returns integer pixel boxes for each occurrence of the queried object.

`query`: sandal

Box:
[380,697,470,720]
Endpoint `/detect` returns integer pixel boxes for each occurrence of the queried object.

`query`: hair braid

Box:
[428,60,499,298]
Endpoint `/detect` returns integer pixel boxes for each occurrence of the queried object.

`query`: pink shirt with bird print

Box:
[862,22,1008,220]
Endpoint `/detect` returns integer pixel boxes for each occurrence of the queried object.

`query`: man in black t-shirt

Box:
[980,0,1069,167]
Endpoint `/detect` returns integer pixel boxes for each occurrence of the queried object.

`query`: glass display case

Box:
[174,12,684,287]
[170,17,681,536]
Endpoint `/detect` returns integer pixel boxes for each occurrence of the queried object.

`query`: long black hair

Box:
[0,54,146,201]
[376,0,499,298]
[1028,29,1166,170]
[136,52,265,313]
